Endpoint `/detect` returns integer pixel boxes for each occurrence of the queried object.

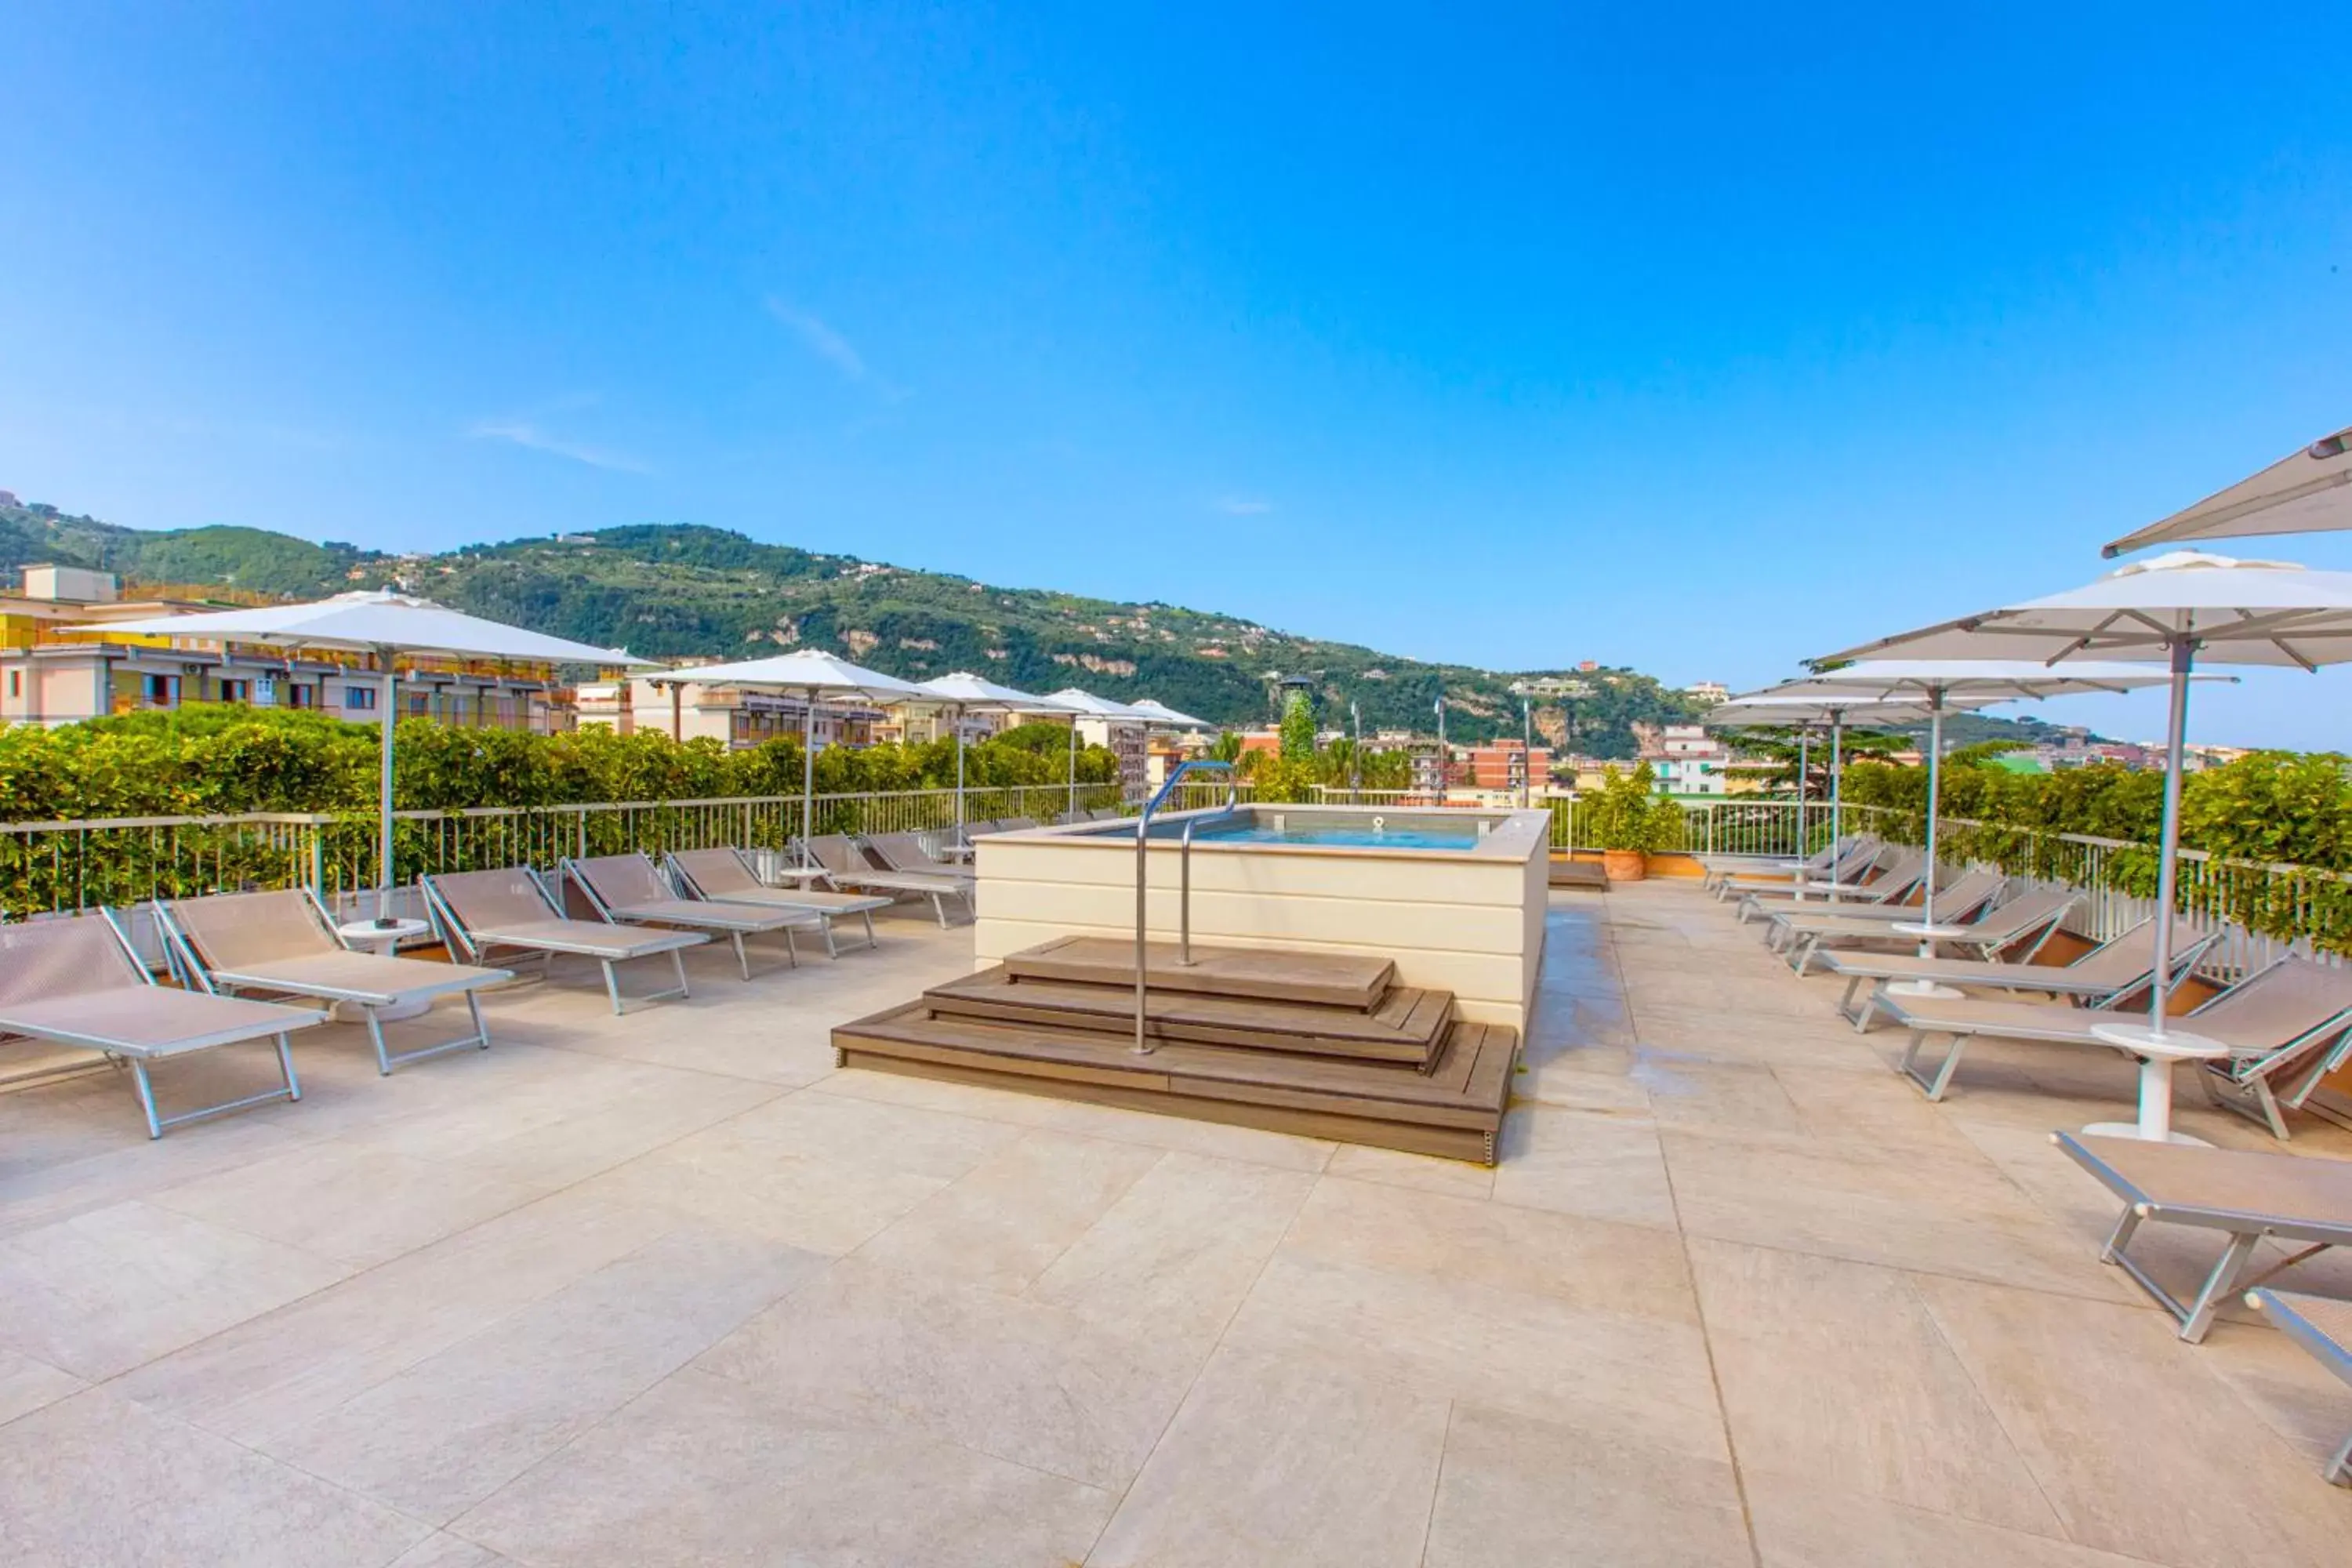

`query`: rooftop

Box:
[2,886,2349,1564]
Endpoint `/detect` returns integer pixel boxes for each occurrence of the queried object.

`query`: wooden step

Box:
[832,1006,1518,1166]
[925,967,1452,1069]
[1548,857,1608,889]
[1003,935,1394,1011]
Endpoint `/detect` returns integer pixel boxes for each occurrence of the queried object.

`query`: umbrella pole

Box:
[1796,731,1809,851]
[376,655,397,922]
[954,706,966,845]
[1828,715,1844,905]
[801,687,817,869]
[1068,721,1078,817]
[2147,643,2195,1041]
[1921,696,1944,931]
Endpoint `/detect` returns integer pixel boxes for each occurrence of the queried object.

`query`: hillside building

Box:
[572,674,880,750]
[1,568,566,731]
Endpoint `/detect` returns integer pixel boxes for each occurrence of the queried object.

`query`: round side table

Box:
[1882,921,1975,1000]
[2085,1022,2230,1145]
[335,917,433,1022]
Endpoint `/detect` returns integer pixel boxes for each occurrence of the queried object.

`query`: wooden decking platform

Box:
[834,940,1517,1163]
[1548,856,1609,890]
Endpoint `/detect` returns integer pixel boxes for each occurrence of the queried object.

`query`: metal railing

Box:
[1130,760,1239,1055]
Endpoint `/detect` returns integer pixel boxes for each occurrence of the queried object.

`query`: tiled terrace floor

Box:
[3,884,2350,1565]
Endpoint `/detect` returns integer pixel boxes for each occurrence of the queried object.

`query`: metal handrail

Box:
[1131,760,1239,1055]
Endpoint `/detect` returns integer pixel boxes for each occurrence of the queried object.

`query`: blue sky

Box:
[4,3,2348,746]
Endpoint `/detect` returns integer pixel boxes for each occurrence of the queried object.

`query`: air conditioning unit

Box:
[181,662,205,676]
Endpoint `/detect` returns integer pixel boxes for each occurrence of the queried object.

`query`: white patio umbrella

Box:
[1042,688,1153,815]
[643,650,924,869]
[1705,695,1939,860]
[1747,661,2203,974]
[911,673,1078,839]
[71,589,647,920]
[1817,552,2352,1138]
[1127,698,1213,731]
[2103,426,2352,557]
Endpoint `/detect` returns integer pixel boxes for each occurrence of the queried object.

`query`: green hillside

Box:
[1,498,1703,750]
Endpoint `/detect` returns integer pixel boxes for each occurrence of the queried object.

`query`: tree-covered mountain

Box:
[1,497,1706,750]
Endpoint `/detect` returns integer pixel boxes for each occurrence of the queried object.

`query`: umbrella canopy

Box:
[1814,553,2352,1110]
[643,650,924,865]
[1126,698,1214,731]
[1707,696,1941,862]
[1040,688,1152,814]
[2103,427,2352,558]
[71,587,644,666]
[913,673,1078,835]
[1745,661,2199,942]
[72,590,646,921]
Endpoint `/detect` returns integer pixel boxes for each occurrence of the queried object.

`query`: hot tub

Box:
[971,804,1551,1029]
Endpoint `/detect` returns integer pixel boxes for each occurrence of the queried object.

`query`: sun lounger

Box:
[1768,870,2015,968]
[158,888,510,1074]
[663,847,890,956]
[1702,835,1870,895]
[2054,1130,2352,1344]
[2246,1290,2352,1483]
[0,913,328,1137]
[1732,847,1924,923]
[1087,807,1125,822]
[1718,839,1891,904]
[996,817,1040,833]
[422,866,708,1014]
[1884,956,2352,1127]
[860,831,978,884]
[562,853,818,980]
[799,834,972,927]
[1822,918,2207,1031]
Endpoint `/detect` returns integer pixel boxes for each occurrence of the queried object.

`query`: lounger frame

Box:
[561,854,804,980]
[2247,1289,2352,1484]
[2056,1131,2350,1343]
[156,887,497,1076]
[662,848,884,957]
[422,868,702,1014]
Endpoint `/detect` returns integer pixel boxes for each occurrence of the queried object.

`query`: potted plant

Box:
[1582,763,1671,882]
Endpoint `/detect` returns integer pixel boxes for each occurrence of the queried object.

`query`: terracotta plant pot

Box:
[1602,849,1648,883]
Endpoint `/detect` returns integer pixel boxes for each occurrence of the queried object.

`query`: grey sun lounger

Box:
[423,866,709,1014]
[663,848,889,956]
[1770,871,2020,970]
[158,887,510,1075]
[995,817,1041,833]
[1732,847,1924,923]
[563,853,819,980]
[2247,1289,2352,1484]
[1718,839,1891,904]
[860,831,978,885]
[2054,1130,2352,1345]
[1883,956,2352,1131]
[0,913,328,1138]
[1822,916,2202,1031]
[799,834,972,927]
[1702,835,1870,895]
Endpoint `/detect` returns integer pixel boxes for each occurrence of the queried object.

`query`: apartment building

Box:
[1,567,564,731]
[571,674,880,750]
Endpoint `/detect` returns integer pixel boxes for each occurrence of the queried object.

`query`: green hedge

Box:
[0,709,1116,822]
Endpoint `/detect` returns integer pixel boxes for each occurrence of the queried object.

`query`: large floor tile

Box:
[1285,1174,1696,1321]
[0,1349,83,1428]
[851,1128,1165,1292]
[263,1225,824,1523]
[145,1142,552,1267]
[695,1255,1205,1490]
[0,1200,351,1381]
[1688,1238,2060,1535]
[114,1188,677,1446]
[1660,1124,2134,1301]
[1087,1342,1448,1568]
[1224,1253,1728,1463]
[453,1366,1116,1567]
[1745,1474,2156,1568]
[1490,1106,1679,1231]
[1423,1401,1752,1567]
[0,1388,426,1567]
[1915,1272,2352,1567]
[1324,1139,1500,1196]
[1633,1051,1808,1133]
[1026,1149,1318,1343]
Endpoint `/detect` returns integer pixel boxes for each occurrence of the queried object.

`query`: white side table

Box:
[2085,1022,2231,1145]
[336,918,433,1022]
[1882,921,1975,1000]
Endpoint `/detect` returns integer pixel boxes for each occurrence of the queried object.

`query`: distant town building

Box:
[1464,739,1553,792]
[1683,681,1730,705]
[574,674,879,749]
[2,568,564,731]
[0,489,21,509]
[1635,722,1735,796]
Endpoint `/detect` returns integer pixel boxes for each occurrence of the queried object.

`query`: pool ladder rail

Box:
[1131,760,1240,1055]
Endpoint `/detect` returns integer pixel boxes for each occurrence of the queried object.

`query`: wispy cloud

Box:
[1216,496,1276,516]
[467,417,649,474]
[764,297,904,398]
